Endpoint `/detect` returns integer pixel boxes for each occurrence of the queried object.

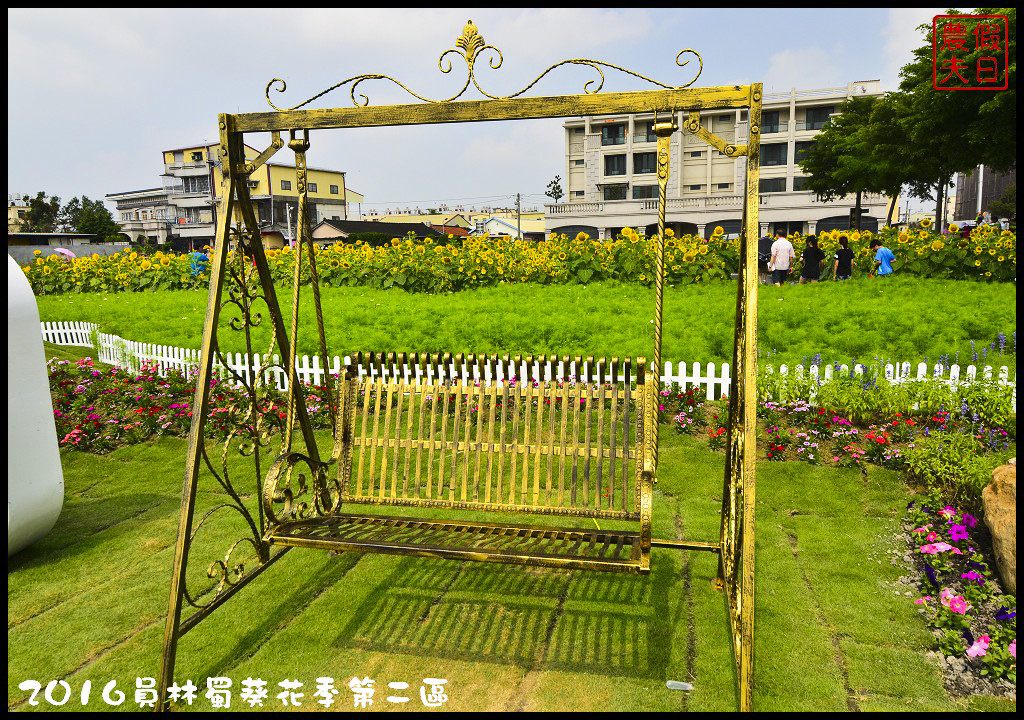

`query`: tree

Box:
[989,183,1016,219]
[897,8,1017,226]
[21,191,61,233]
[799,96,912,228]
[57,196,122,241]
[545,176,564,204]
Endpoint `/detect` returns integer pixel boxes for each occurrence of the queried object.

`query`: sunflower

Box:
[33,249,42,255]
[998,256,1005,262]
[974,246,983,254]
[930,240,944,252]
[713,225,724,236]
[920,217,933,228]
[683,252,697,263]
[698,244,709,255]
[989,248,996,255]
[975,260,983,266]
[898,232,909,244]
[141,260,153,271]
[558,252,567,260]
[985,271,992,277]
[949,223,959,233]
[160,257,171,267]
[43,266,52,275]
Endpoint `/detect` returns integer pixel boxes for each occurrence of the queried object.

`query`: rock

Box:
[981,463,1016,595]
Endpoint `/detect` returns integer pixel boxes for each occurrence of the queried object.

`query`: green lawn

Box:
[36,277,1017,374]
[8,428,1015,711]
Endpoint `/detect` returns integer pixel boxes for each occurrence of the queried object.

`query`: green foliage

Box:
[902,432,1004,513]
[58,196,122,241]
[21,191,61,232]
[545,175,564,203]
[988,183,1016,221]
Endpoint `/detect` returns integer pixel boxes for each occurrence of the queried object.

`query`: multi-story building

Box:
[107,143,362,250]
[8,193,30,232]
[546,80,895,239]
[953,166,1016,222]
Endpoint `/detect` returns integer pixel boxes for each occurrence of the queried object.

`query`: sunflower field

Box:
[21,222,1015,297]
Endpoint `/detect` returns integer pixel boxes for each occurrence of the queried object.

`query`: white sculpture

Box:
[8,254,64,555]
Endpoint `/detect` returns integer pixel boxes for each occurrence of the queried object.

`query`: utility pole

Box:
[516,193,521,240]
[286,203,294,246]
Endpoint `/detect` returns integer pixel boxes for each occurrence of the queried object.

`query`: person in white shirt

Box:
[769,230,795,286]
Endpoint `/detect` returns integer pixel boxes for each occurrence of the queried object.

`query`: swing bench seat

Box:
[261,353,656,574]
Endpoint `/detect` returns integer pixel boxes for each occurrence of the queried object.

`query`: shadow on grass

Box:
[310,552,682,679]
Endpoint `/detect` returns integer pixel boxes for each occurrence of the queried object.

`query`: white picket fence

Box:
[40,320,1016,409]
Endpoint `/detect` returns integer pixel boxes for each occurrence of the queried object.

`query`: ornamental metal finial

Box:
[457,20,485,63]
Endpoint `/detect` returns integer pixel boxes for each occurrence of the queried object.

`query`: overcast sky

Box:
[8,8,945,216]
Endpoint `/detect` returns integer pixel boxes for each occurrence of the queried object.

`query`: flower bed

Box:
[22,223,1015,296]
[905,496,1016,688]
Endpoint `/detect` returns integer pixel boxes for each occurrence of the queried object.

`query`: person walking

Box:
[798,235,826,284]
[870,237,895,277]
[769,229,794,286]
[832,235,855,280]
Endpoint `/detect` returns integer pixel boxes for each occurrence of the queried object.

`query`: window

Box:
[183,207,203,223]
[633,152,657,174]
[330,184,339,194]
[718,114,731,122]
[601,123,625,146]
[632,185,658,199]
[602,184,627,201]
[182,175,210,194]
[191,151,204,162]
[604,154,626,176]
[634,121,656,143]
[717,183,731,190]
[804,105,835,130]
[759,177,786,193]
[572,190,585,198]
[281,180,292,191]
[572,159,584,166]
[792,176,808,192]
[687,151,704,158]
[795,141,815,163]
[173,151,183,163]
[573,127,584,134]
[308,182,317,193]
[762,110,780,134]
[687,184,704,191]
[332,215,341,220]
[760,143,787,167]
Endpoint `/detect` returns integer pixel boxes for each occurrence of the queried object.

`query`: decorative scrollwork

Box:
[266,20,703,111]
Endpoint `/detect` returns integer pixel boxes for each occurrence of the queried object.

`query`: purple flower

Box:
[950,524,969,542]
[995,607,1016,622]
[923,562,938,587]
[963,628,975,647]
[961,570,985,586]
[961,513,977,528]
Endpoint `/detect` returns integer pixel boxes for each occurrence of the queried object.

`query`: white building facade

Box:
[546,80,894,239]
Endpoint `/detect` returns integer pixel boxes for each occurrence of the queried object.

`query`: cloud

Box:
[762,46,843,93]
[880,8,948,90]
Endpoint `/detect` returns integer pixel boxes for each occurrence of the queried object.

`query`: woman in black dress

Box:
[798,235,826,284]
[832,235,854,280]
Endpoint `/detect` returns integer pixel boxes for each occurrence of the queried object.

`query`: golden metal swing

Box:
[158,20,761,711]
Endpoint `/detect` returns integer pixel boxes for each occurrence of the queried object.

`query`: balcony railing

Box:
[632,133,656,143]
[795,121,828,131]
[545,192,890,217]
[761,121,789,134]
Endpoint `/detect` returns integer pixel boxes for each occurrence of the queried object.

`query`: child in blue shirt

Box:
[870,238,895,276]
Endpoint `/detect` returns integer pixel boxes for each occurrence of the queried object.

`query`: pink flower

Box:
[920,544,939,554]
[947,596,970,615]
[913,524,932,533]
[938,506,956,519]
[925,531,939,543]
[1010,640,1016,658]
[913,596,931,605]
[939,588,955,605]
[931,542,953,552]
[966,635,990,657]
